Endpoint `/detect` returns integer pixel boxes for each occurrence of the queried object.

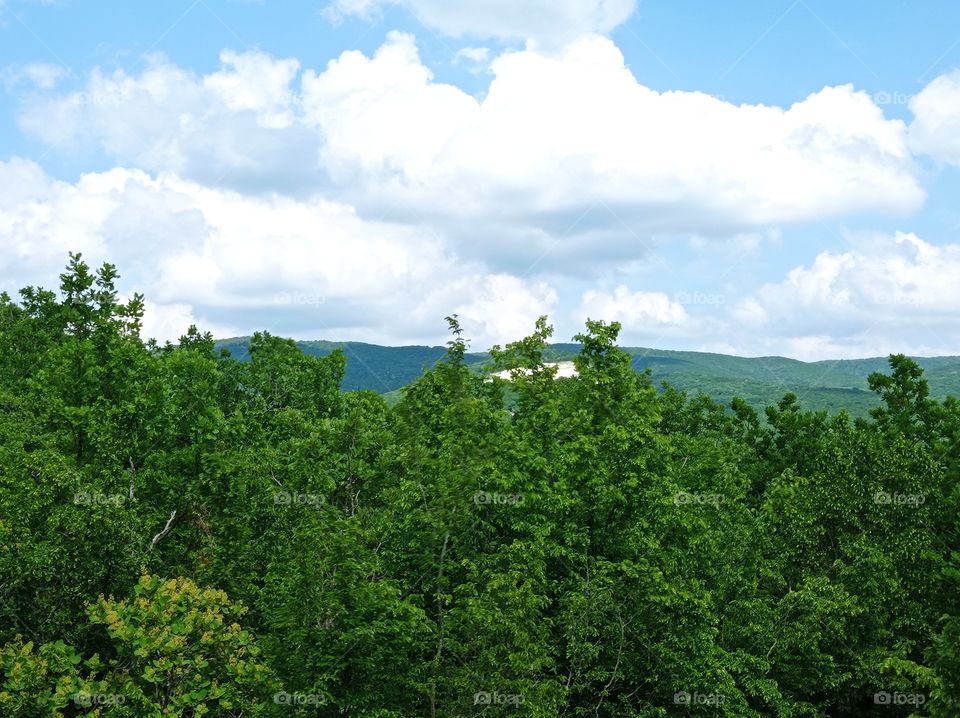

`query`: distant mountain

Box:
[214,337,960,417]
[214,338,489,394]
[621,347,960,416]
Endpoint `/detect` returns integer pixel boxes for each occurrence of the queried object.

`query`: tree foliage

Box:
[1,257,957,716]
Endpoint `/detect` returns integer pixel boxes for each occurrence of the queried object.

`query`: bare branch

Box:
[128,456,136,499]
[147,510,177,552]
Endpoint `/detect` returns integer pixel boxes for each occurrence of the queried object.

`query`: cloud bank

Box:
[18,34,923,238]
[5,28,960,358]
[324,0,638,45]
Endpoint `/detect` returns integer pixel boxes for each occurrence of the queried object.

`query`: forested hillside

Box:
[2,256,959,716]
[215,338,960,418]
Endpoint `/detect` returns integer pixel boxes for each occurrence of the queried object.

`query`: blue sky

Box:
[2,0,960,358]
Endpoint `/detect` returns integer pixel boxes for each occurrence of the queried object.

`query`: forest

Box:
[1,254,958,717]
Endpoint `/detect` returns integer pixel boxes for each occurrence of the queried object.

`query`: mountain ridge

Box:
[214,336,960,416]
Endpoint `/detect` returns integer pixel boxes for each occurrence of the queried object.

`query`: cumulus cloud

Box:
[1,62,69,90]
[0,156,56,207]
[0,158,558,347]
[302,34,923,233]
[324,0,637,45]
[732,297,768,326]
[909,69,960,165]
[138,301,239,345]
[203,50,301,128]
[730,232,960,358]
[17,50,320,193]
[3,154,957,357]
[575,285,690,334]
[453,46,491,74]
[8,39,957,359]
[301,33,477,186]
[449,274,558,346]
[16,34,923,243]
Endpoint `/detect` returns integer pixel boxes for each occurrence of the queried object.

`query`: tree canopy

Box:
[1,255,957,716]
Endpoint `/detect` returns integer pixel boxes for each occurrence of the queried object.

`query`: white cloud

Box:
[203,49,301,128]
[16,35,923,241]
[7,39,956,360]
[324,0,637,45]
[576,285,689,328]
[0,158,558,348]
[453,46,491,74]
[731,232,960,358]
[0,156,56,208]
[17,51,318,193]
[301,32,477,184]
[138,302,239,344]
[1,62,69,90]
[450,274,559,348]
[732,297,768,326]
[909,69,960,165]
[4,154,958,358]
[302,34,923,233]
[453,47,490,64]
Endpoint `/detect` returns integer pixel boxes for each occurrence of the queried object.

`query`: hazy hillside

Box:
[215,337,960,416]
[216,338,490,394]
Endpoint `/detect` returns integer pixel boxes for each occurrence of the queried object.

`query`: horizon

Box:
[212,333,960,364]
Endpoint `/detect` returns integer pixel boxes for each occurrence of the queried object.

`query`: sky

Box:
[2,0,960,359]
